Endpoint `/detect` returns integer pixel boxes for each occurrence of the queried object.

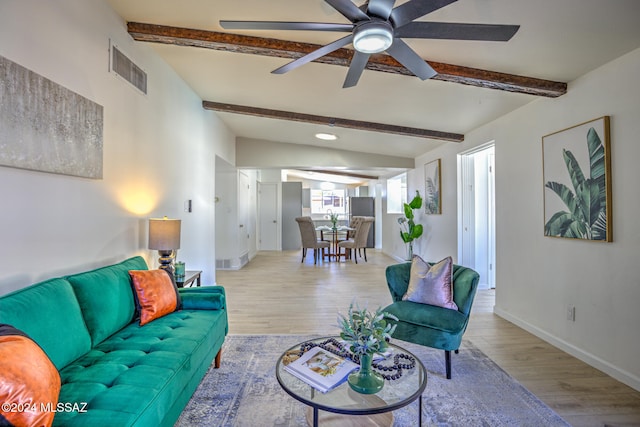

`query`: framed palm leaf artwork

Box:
[542,116,612,241]
[424,159,441,214]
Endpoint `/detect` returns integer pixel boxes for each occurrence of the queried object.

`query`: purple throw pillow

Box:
[403,255,458,310]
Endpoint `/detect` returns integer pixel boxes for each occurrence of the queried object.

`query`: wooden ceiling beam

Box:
[299,169,381,180]
[203,101,464,142]
[127,22,567,98]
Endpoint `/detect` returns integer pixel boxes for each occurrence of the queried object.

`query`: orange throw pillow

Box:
[129,270,179,326]
[0,324,61,427]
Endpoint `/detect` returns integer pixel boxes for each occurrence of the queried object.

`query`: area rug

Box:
[176,335,570,427]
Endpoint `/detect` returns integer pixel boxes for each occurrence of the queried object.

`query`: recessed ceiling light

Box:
[315,132,338,141]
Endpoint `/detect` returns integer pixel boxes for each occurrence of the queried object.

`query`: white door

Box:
[238,172,250,256]
[487,151,496,288]
[258,182,279,250]
[458,143,496,290]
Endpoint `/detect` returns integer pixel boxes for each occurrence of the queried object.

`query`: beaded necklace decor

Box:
[295,338,416,381]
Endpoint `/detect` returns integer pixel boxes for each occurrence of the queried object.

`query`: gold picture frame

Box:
[424,159,441,215]
[542,116,612,241]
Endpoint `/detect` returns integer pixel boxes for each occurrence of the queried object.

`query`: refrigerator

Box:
[349,197,375,248]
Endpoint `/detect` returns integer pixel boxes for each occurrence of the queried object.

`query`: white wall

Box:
[236,138,414,170]
[214,159,238,263]
[401,48,640,390]
[381,163,461,262]
[0,0,235,291]
[215,163,258,269]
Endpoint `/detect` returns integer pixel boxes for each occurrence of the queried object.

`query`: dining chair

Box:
[337,216,373,263]
[295,217,330,264]
[337,216,362,247]
[346,216,363,239]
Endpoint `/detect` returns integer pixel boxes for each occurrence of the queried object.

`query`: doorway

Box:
[458,143,496,289]
[258,182,279,250]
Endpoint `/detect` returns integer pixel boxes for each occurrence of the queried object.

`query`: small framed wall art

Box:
[542,116,612,242]
[424,159,441,215]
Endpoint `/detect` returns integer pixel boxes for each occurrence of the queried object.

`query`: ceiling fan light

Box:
[353,24,393,54]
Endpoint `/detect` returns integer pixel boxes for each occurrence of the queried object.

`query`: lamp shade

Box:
[148,217,181,250]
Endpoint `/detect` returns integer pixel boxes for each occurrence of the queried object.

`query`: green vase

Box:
[348,353,384,394]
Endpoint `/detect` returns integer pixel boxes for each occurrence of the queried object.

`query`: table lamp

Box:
[148,216,181,274]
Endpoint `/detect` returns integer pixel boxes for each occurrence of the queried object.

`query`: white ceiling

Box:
[107,0,640,179]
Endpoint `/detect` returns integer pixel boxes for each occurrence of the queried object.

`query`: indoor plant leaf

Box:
[409,191,423,210]
[403,203,414,220]
[410,224,423,240]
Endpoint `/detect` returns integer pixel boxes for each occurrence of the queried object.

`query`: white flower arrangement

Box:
[325,209,339,228]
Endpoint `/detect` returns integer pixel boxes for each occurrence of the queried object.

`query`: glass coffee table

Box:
[276,337,427,427]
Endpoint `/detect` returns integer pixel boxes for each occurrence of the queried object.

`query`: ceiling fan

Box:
[220,0,520,88]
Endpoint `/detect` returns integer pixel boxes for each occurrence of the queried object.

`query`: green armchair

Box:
[383,262,480,379]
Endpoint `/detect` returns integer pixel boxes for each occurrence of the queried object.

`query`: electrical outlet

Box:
[566,304,576,321]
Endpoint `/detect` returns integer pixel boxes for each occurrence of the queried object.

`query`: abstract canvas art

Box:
[0,55,103,179]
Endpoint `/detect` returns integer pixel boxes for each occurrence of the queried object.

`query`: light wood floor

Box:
[216,250,640,427]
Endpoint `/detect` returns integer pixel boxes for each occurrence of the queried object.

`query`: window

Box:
[310,189,347,215]
[387,173,407,214]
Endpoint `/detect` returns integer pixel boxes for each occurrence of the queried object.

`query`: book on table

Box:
[284,347,360,393]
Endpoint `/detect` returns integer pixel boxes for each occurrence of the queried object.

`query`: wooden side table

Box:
[176,270,202,288]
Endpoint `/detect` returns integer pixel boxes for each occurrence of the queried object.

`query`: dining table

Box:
[315,225,354,261]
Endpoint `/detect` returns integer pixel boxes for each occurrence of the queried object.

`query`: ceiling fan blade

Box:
[343,51,371,88]
[325,0,370,22]
[220,20,354,32]
[390,0,457,28]
[272,35,354,75]
[396,22,520,41]
[366,0,396,20]
[386,39,437,80]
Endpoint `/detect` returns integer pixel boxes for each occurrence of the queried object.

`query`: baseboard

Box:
[494,307,640,392]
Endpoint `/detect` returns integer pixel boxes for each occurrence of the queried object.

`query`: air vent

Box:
[216,259,232,269]
[110,43,147,94]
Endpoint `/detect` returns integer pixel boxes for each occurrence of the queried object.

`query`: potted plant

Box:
[337,302,397,394]
[397,190,423,259]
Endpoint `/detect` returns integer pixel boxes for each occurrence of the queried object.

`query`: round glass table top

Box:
[275,337,427,416]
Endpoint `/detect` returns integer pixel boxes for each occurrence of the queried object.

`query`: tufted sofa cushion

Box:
[0,278,91,371]
[67,256,148,346]
[53,308,227,427]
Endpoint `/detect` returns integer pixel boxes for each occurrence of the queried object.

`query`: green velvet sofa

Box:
[0,256,228,427]
[384,261,479,379]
